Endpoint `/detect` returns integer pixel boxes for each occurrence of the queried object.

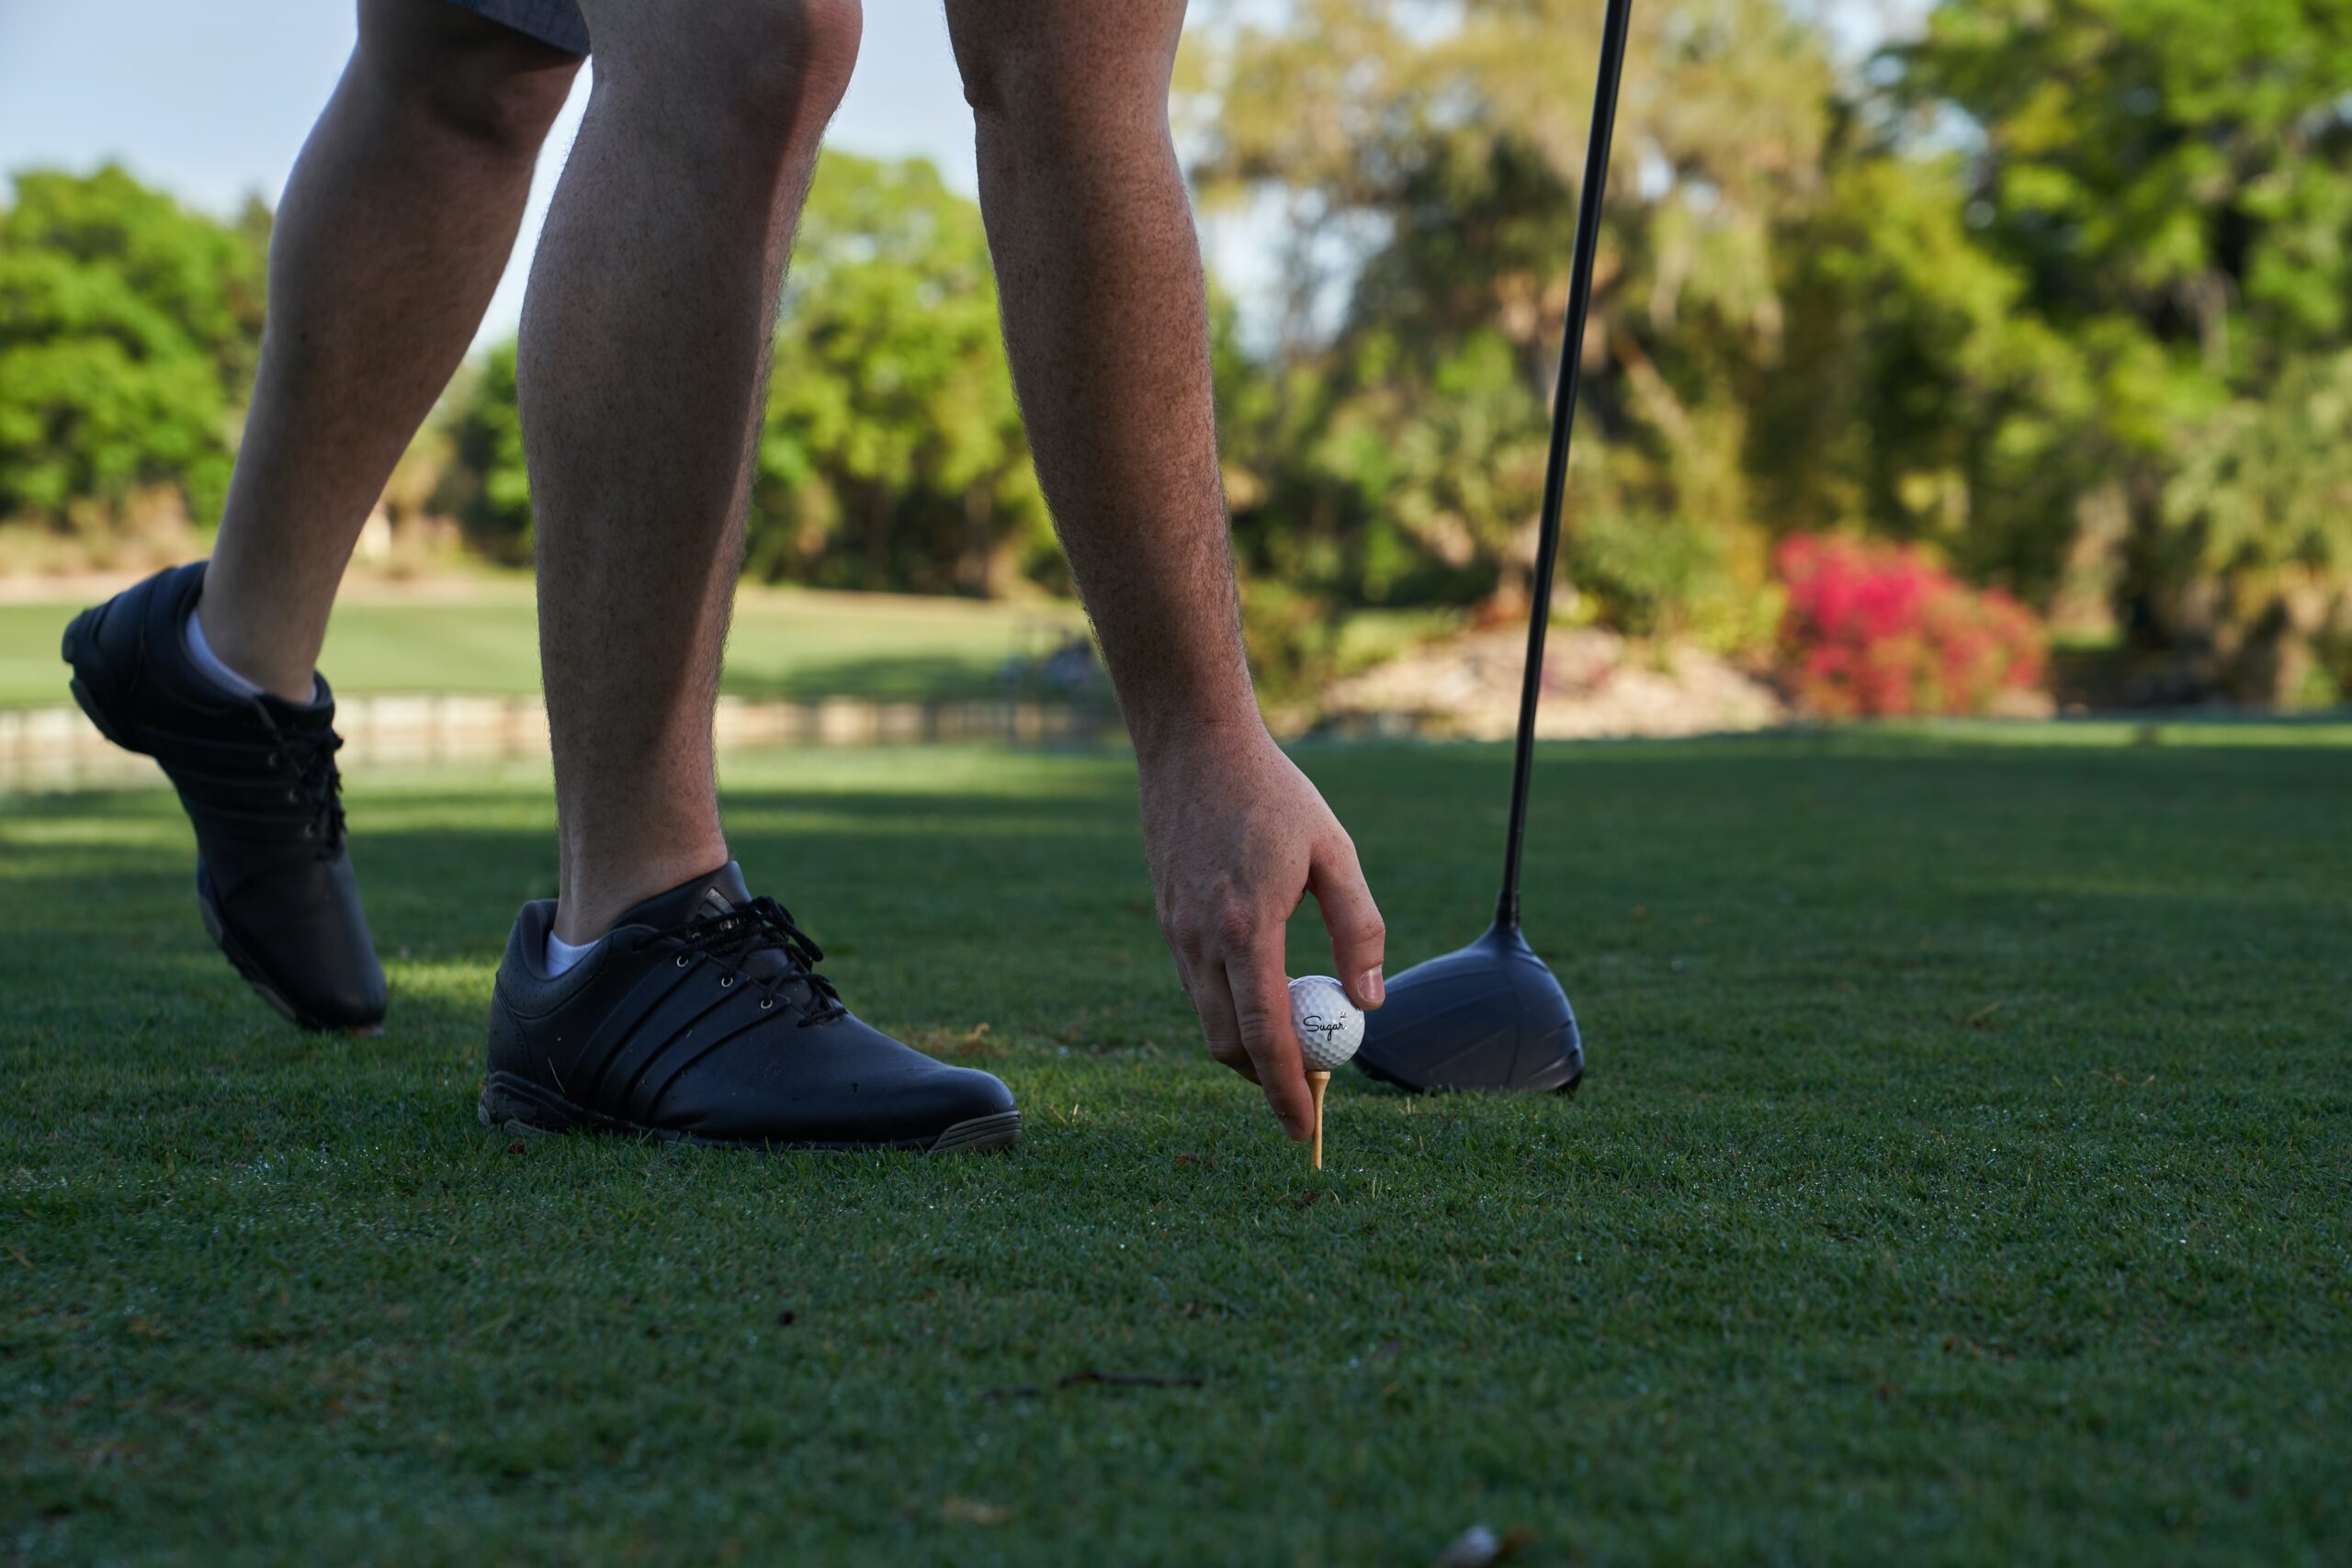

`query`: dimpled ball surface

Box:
[1288,975,1365,1071]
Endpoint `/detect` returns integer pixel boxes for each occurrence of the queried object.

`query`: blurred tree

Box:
[1193,0,2352,705]
[439,344,533,562]
[0,164,266,532]
[379,421,456,540]
[25,6,2351,706]
[1893,0,2352,695]
[1901,0,2352,386]
[1191,0,1835,642]
[1757,145,2106,596]
[2159,352,2352,704]
[435,152,1055,594]
[752,151,1053,595]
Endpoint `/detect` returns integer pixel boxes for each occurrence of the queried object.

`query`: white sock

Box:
[183,604,267,699]
[544,930,600,978]
[184,602,321,705]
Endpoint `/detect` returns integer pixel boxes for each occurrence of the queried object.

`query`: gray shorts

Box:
[447,0,590,56]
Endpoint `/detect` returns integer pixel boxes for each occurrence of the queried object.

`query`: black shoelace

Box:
[279,728,348,852]
[662,896,847,1026]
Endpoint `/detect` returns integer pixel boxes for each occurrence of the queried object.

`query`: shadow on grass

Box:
[0,762,1181,1138]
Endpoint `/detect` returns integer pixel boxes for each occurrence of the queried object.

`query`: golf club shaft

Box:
[1495,0,1635,931]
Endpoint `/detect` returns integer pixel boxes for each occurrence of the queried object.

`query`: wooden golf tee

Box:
[1306,1071,1330,1170]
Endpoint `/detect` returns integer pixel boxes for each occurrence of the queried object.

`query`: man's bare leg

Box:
[478,0,1020,1155]
[63,2,579,1032]
[943,1,1388,1140]
[523,0,861,943]
[198,0,582,701]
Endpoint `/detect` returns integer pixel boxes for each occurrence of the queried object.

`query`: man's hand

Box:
[1137,721,1386,1140]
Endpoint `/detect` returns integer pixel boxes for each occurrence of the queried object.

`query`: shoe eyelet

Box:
[719,975,734,987]
[301,824,316,840]
[266,752,281,768]
[674,953,690,967]
[760,998,775,1010]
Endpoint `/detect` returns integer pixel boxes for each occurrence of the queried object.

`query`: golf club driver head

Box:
[1353,921,1583,1094]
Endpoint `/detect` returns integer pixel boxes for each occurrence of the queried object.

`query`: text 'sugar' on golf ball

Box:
[1288,975,1365,1070]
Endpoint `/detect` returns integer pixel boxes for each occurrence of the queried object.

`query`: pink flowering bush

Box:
[1774,536,2046,718]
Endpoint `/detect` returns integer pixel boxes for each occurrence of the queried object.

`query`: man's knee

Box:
[356,0,583,150]
[588,0,863,143]
[943,0,1184,130]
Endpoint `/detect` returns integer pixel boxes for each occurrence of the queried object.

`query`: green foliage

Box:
[1893,0,2352,694]
[1902,0,2352,377]
[1196,0,1840,647]
[0,165,266,530]
[1236,574,1350,713]
[2160,351,2352,702]
[752,152,1052,596]
[1759,149,2108,595]
[437,344,533,561]
[22,2,2352,706]
[1195,0,2352,703]
[433,153,1055,597]
[1570,507,1774,650]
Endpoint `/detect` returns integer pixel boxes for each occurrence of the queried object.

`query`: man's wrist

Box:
[1126,700,1269,768]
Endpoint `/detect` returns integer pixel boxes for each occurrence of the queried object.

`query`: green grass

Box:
[0,580,1088,709]
[4,732,2346,1563]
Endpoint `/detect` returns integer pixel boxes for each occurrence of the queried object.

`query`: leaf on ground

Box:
[1294,1190,1324,1209]
[1175,1153,1216,1168]
[943,1495,1011,1525]
[1057,1370,1202,1391]
[910,1022,1002,1059]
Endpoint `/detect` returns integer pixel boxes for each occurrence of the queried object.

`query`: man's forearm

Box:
[989,166,1257,756]
[1067,520,1261,762]
[961,14,1259,753]
[948,0,1388,1140]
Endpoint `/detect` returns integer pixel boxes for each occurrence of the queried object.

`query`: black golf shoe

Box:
[62,561,388,1032]
[481,863,1021,1153]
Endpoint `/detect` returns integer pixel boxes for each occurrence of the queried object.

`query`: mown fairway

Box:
[4,732,2346,1564]
[0,581,1087,710]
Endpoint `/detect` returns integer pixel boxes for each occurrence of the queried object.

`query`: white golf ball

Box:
[1288,975,1364,1071]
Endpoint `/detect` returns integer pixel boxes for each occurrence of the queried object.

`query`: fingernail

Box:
[1358,966,1385,1007]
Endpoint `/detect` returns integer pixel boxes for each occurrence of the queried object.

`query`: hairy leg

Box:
[525,0,861,942]
[201,0,582,700]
